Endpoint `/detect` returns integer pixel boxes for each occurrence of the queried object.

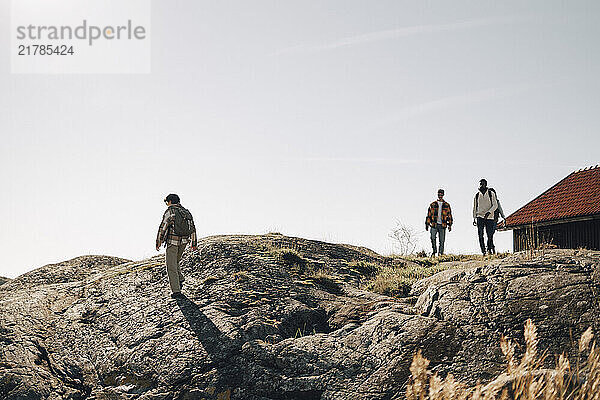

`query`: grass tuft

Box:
[348,260,380,277]
[363,253,509,298]
[201,276,218,285]
[363,263,459,297]
[405,319,599,399]
[269,248,310,273]
[307,268,342,294]
[399,252,510,267]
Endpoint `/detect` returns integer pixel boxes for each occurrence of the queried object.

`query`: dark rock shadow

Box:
[174,294,246,396]
[175,295,325,399]
[174,294,239,367]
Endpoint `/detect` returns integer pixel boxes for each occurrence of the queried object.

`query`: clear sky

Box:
[1,1,599,278]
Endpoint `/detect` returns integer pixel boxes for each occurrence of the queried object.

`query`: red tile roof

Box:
[505,165,600,228]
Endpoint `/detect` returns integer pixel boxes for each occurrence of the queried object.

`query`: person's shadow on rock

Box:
[174,294,239,367]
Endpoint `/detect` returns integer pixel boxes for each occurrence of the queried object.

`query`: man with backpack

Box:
[425,189,453,256]
[156,194,197,298]
[473,179,499,255]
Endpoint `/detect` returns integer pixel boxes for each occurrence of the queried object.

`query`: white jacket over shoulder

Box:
[473,189,498,220]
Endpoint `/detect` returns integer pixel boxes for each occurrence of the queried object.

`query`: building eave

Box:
[501,213,600,231]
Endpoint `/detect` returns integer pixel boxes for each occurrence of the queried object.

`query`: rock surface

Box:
[1,235,599,400]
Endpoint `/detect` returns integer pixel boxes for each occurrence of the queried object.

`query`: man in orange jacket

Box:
[425,189,453,256]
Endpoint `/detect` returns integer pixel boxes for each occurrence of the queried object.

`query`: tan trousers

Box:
[166,244,186,293]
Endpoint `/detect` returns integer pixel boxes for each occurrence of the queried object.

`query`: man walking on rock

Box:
[425,189,453,256]
[473,179,499,255]
[156,194,197,298]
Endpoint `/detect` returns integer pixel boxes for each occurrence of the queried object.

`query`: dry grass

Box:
[200,276,219,285]
[269,248,309,271]
[362,253,510,297]
[307,268,342,293]
[348,260,380,277]
[521,221,558,260]
[405,320,599,399]
[233,271,250,282]
[400,253,510,267]
[363,263,460,297]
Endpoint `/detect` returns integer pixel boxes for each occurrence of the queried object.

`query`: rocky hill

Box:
[1,234,599,400]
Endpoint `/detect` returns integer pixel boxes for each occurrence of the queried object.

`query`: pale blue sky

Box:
[1,1,599,277]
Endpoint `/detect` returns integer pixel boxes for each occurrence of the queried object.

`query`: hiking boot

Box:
[170,292,184,299]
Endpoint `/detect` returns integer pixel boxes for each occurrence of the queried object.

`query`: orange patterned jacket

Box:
[425,200,453,228]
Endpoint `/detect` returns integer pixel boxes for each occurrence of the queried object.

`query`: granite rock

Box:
[1,236,598,399]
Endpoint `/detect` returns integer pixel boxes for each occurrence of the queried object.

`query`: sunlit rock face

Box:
[1,235,598,400]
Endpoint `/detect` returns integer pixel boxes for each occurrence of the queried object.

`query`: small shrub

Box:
[389,220,421,255]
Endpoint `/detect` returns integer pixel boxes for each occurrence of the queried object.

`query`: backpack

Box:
[171,206,195,236]
[475,188,502,222]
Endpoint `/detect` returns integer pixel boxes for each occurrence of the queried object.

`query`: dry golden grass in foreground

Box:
[406,320,598,400]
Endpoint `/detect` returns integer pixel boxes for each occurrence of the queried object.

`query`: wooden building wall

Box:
[513,218,600,252]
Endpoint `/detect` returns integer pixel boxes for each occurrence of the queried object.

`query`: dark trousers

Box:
[430,224,446,255]
[477,217,495,254]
